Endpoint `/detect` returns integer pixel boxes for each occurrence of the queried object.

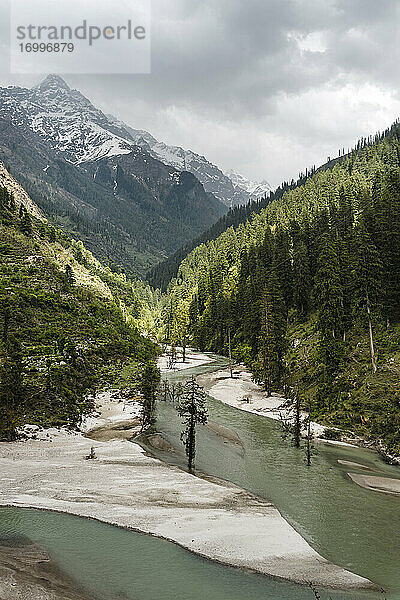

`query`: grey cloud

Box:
[0,0,399,182]
[80,0,397,118]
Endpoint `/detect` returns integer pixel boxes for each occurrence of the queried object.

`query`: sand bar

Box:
[0,361,376,591]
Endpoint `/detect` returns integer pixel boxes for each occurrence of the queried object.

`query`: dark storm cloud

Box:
[60,0,397,126]
[114,0,338,115]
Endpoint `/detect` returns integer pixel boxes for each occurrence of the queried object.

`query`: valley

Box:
[2,351,400,599]
[1,70,400,600]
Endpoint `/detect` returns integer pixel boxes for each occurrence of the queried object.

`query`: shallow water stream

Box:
[152,356,400,598]
[1,354,399,599]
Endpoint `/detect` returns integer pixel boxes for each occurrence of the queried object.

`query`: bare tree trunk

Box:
[294,385,301,449]
[182,340,186,363]
[306,410,312,467]
[366,293,377,374]
[228,328,233,378]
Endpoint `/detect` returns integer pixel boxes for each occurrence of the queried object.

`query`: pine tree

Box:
[292,385,302,449]
[255,274,287,394]
[313,235,345,410]
[139,362,161,432]
[351,222,383,373]
[63,264,75,290]
[314,235,344,340]
[177,377,208,471]
[274,228,293,309]
[305,408,313,467]
[236,249,259,352]
[293,242,311,317]
[370,171,400,325]
[19,209,33,236]
[281,383,303,448]
[0,335,25,441]
[174,300,190,362]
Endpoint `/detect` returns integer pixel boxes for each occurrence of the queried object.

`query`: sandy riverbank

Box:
[83,390,142,442]
[0,362,376,593]
[348,473,400,496]
[198,364,400,502]
[197,367,359,447]
[0,539,94,600]
[157,347,214,372]
[338,460,372,471]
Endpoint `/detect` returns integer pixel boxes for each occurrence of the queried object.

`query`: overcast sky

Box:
[1,0,400,186]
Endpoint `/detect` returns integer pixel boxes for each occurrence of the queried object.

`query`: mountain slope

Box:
[0,163,158,439]
[225,169,271,199]
[164,120,400,455]
[1,75,135,164]
[0,76,226,275]
[147,124,399,291]
[0,74,269,208]
[108,114,271,207]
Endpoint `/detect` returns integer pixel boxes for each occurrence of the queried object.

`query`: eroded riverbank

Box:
[198,366,336,441]
[198,364,400,495]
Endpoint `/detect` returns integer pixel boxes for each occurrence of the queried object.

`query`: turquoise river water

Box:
[1,354,399,600]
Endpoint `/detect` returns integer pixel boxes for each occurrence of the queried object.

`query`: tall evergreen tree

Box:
[19,208,33,236]
[177,377,208,471]
[351,222,383,373]
[314,235,344,340]
[254,274,287,394]
[0,335,25,441]
[274,228,294,310]
[139,362,161,432]
[293,242,311,317]
[370,171,400,325]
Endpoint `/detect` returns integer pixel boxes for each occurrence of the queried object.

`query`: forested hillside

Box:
[165,120,400,454]
[148,128,396,291]
[147,196,273,290]
[0,167,158,441]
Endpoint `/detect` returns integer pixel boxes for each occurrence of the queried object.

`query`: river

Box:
[1,354,399,599]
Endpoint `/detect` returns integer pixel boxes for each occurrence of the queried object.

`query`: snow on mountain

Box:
[109,114,271,207]
[225,169,272,199]
[0,75,271,207]
[0,75,134,164]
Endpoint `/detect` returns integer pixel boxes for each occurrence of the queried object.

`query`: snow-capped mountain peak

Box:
[33,73,71,92]
[0,75,135,164]
[225,169,272,199]
[0,75,271,206]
